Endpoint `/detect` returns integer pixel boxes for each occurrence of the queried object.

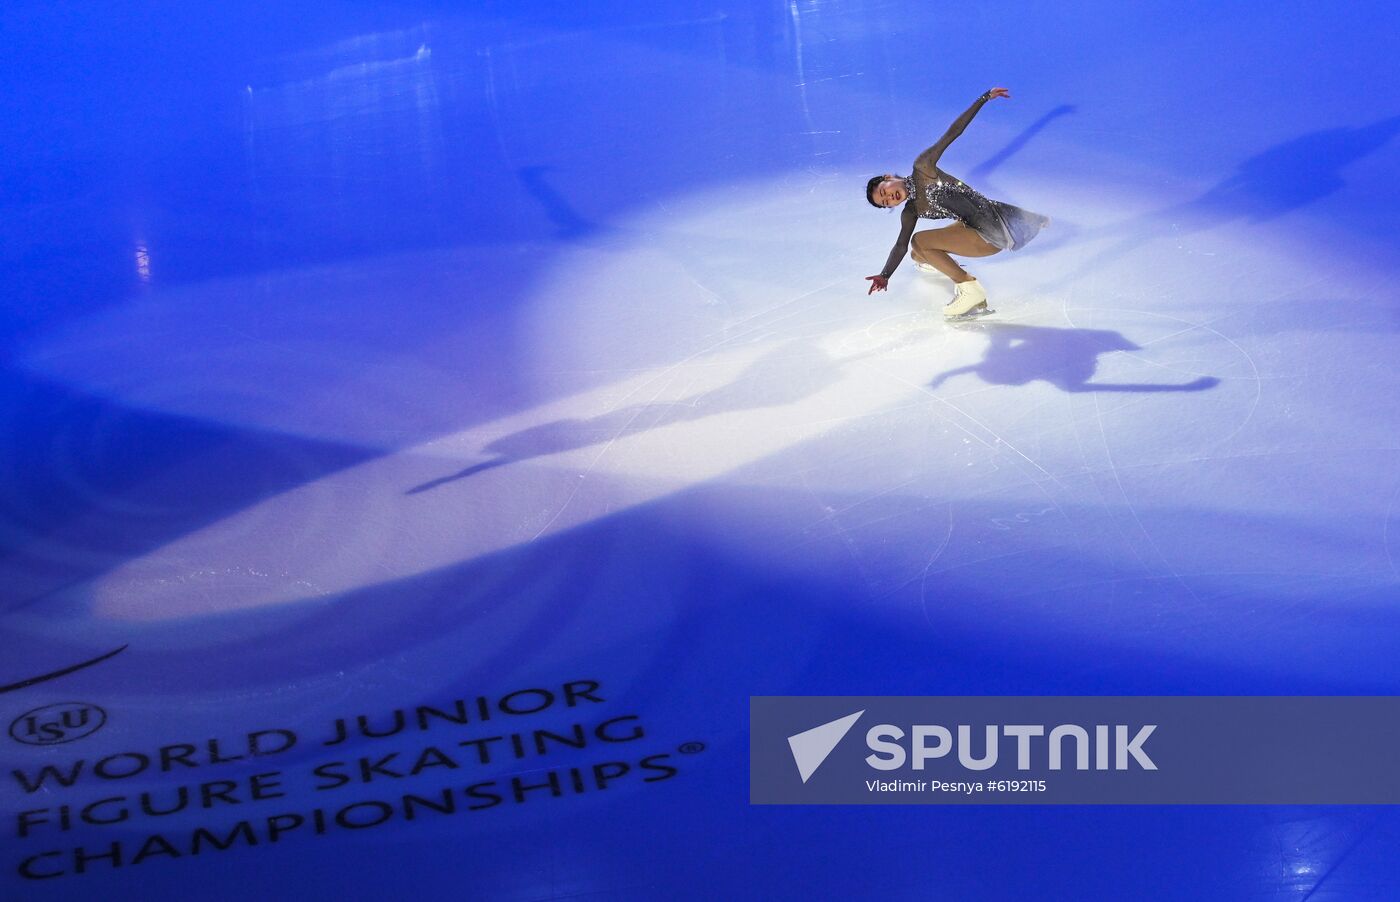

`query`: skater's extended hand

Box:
[865,274,888,294]
[985,87,1010,100]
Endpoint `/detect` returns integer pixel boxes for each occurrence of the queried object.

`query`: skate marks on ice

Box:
[928,323,1221,393]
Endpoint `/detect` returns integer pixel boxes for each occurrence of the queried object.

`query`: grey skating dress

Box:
[879,168,1050,280]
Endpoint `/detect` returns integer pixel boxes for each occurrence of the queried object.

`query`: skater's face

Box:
[874,177,907,208]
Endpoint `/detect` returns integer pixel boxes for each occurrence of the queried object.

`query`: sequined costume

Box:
[878,94,1050,281]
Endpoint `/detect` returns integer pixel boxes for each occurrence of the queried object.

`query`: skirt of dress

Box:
[972,200,1051,251]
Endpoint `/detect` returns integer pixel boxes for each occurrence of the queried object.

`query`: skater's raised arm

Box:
[867,203,918,293]
[913,87,1009,176]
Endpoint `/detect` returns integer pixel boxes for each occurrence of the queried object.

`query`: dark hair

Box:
[865,175,886,208]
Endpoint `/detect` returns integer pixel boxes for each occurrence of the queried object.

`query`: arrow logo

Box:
[787,710,864,783]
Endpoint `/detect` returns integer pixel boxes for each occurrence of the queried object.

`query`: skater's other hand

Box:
[866,275,888,294]
[986,87,1010,100]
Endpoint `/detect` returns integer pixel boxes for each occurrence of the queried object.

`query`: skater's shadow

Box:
[1041,114,1400,289]
[1169,114,1400,223]
[516,165,611,240]
[928,324,1219,393]
[407,341,847,494]
[968,104,1077,184]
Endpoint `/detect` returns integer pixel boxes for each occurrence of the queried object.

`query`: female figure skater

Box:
[865,87,1050,319]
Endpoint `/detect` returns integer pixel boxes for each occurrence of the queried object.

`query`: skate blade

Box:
[943,305,995,323]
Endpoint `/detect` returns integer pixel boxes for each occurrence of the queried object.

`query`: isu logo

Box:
[9,702,107,746]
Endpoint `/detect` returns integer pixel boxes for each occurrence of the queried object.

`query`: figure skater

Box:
[865,87,1050,319]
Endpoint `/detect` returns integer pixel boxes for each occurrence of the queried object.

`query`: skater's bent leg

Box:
[912,225,1002,283]
[911,244,971,282]
[918,224,1003,257]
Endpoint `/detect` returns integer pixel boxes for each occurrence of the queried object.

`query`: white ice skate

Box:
[943,277,994,321]
[914,261,941,275]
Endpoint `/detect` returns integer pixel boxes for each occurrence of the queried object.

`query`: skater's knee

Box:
[911,232,942,259]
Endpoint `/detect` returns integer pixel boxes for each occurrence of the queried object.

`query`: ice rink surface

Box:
[3,1,1399,898]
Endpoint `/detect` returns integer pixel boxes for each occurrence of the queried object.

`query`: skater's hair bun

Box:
[865,175,887,208]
